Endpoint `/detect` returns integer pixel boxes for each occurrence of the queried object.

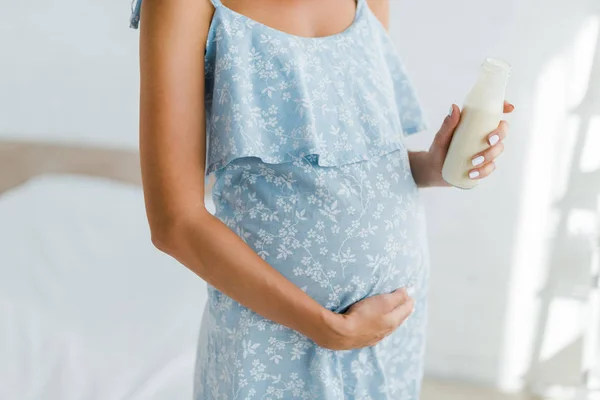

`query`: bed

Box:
[0,140,208,400]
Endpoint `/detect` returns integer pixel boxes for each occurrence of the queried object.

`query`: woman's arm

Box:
[408,151,443,188]
[366,0,389,29]
[367,1,514,188]
[366,0,442,188]
[138,0,414,351]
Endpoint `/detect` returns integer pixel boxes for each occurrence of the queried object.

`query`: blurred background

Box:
[1,0,599,399]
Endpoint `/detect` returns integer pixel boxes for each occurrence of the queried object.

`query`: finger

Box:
[383,288,408,307]
[384,297,415,329]
[471,142,505,167]
[442,104,460,135]
[377,289,407,312]
[468,161,496,180]
[503,101,515,113]
[487,120,509,146]
[433,104,460,150]
[366,333,387,348]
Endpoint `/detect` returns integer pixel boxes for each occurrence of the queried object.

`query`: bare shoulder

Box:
[366,0,390,30]
[138,0,214,110]
[139,0,214,50]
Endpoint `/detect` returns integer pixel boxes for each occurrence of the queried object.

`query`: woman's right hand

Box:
[316,288,415,350]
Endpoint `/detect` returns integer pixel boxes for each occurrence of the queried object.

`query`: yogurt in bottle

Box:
[442,58,511,189]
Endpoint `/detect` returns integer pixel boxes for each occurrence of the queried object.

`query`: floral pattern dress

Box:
[131,0,430,398]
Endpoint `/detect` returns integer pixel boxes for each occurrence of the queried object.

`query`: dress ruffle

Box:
[203,4,427,175]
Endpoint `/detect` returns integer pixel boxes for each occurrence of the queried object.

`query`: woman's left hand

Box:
[426,100,515,187]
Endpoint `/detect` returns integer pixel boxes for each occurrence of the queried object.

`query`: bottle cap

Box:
[482,58,512,75]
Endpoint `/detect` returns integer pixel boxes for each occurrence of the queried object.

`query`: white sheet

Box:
[0,175,207,400]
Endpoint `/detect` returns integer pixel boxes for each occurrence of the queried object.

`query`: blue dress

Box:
[131,1,430,398]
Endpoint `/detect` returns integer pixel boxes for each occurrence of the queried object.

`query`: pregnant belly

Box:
[212,150,428,312]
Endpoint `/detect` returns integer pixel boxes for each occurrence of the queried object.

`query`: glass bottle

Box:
[442,58,511,189]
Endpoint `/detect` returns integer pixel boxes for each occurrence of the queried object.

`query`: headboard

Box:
[0,140,142,195]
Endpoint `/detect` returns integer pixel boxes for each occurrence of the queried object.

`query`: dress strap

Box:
[354,0,365,16]
[129,0,142,29]
[129,0,221,29]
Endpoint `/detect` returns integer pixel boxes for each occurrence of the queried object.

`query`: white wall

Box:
[393,0,600,388]
[2,0,597,390]
[390,0,521,384]
[0,0,139,149]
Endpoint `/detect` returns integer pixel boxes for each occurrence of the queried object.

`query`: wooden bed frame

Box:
[0,140,142,195]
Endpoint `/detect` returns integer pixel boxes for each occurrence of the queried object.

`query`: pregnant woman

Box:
[130,0,513,398]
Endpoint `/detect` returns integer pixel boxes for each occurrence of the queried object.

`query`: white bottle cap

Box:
[482,58,512,75]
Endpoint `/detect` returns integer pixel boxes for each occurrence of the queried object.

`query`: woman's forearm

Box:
[409,151,437,188]
[153,209,341,346]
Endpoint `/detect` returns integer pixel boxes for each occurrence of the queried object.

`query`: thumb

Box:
[432,104,460,151]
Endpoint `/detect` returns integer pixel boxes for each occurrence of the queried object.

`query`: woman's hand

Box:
[416,101,515,187]
[316,289,415,350]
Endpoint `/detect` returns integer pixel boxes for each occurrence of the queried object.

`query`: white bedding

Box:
[0,175,207,400]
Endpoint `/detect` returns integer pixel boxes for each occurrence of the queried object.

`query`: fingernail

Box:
[489,134,500,146]
[448,106,454,117]
[469,170,480,179]
[472,155,485,166]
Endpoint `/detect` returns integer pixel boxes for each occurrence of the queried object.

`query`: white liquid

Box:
[442,107,501,189]
[442,58,510,189]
